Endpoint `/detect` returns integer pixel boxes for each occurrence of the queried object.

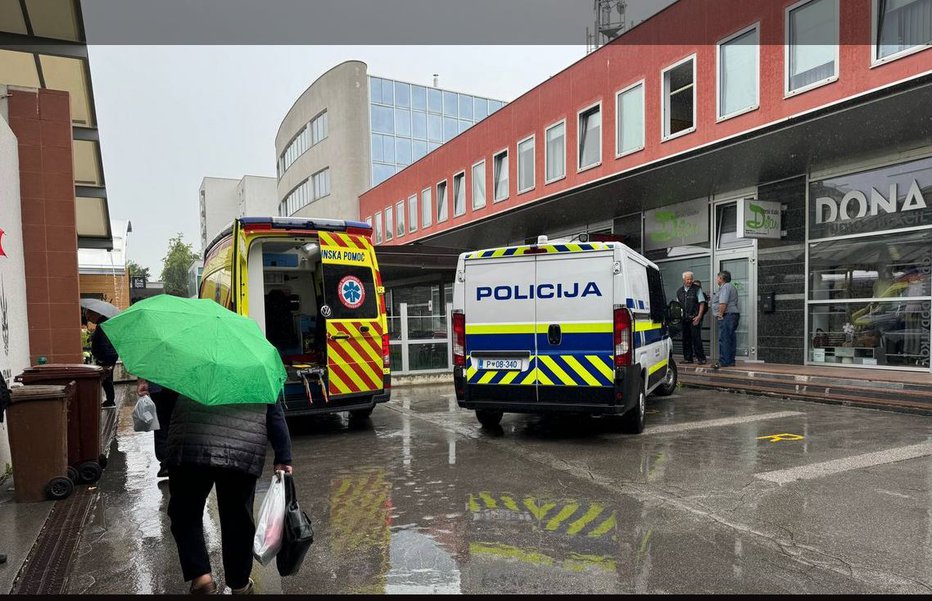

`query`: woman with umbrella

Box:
[101,295,294,594]
[80,299,121,408]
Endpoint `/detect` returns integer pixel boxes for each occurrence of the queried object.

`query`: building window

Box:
[408,195,418,232]
[374,212,383,244]
[786,0,838,95]
[453,172,466,217]
[421,187,432,227]
[578,104,601,170]
[311,111,328,145]
[396,201,405,237]
[412,85,427,111]
[371,104,394,134]
[437,180,449,222]
[472,161,486,210]
[874,0,932,62]
[395,81,411,108]
[718,25,759,119]
[662,56,696,139]
[385,206,394,241]
[616,81,644,156]
[493,149,509,202]
[517,135,535,193]
[312,168,330,200]
[545,121,566,182]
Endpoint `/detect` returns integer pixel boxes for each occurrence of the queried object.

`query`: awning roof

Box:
[374,243,464,285]
[0,0,112,250]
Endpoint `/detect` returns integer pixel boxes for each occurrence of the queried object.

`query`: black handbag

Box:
[276,473,314,577]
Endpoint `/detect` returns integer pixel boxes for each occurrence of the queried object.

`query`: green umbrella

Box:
[100,294,286,406]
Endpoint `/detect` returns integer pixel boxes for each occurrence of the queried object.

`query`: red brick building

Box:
[361,0,932,373]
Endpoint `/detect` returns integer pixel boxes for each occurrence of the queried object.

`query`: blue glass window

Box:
[428,88,442,114]
[394,81,410,108]
[412,85,427,111]
[459,119,471,134]
[372,163,395,186]
[412,111,427,140]
[371,134,383,162]
[413,140,427,161]
[474,97,488,120]
[382,135,395,163]
[396,138,412,165]
[443,117,458,142]
[369,77,382,104]
[428,142,441,152]
[489,100,503,113]
[371,105,393,134]
[428,114,443,142]
[380,79,394,105]
[394,108,411,137]
[459,94,473,119]
[443,91,457,115]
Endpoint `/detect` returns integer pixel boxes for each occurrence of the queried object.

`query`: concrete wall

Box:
[199,177,239,253]
[237,175,277,217]
[0,94,31,474]
[10,88,83,365]
[276,60,370,221]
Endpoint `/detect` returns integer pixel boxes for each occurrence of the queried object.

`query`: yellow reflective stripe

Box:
[545,503,580,531]
[536,368,554,386]
[563,355,601,386]
[478,370,498,384]
[586,355,614,380]
[587,511,617,538]
[499,371,520,385]
[519,370,537,385]
[634,320,663,332]
[328,368,353,395]
[540,356,576,386]
[466,364,478,379]
[648,359,668,375]
[566,503,605,535]
[555,322,613,334]
[466,323,536,334]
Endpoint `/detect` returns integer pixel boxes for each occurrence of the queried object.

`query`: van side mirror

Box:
[667,301,684,336]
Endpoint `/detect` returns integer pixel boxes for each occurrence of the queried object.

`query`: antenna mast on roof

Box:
[586,0,627,53]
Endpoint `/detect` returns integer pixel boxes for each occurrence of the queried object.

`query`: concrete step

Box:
[678,368,932,414]
[680,364,932,395]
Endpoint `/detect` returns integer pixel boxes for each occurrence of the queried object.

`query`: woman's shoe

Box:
[231,579,254,595]
[190,578,218,594]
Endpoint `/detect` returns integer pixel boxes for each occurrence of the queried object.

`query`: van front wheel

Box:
[476,409,503,428]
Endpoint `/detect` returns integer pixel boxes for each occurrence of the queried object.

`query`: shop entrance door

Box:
[716,253,756,361]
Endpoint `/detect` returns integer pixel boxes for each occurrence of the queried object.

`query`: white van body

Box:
[451,238,677,432]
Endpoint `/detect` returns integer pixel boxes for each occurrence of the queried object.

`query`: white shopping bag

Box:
[132,394,160,432]
[253,471,286,565]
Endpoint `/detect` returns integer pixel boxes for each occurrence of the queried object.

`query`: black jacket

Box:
[91,317,119,366]
[676,284,706,319]
[165,396,293,478]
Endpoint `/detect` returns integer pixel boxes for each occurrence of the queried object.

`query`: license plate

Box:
[477,358,523,370]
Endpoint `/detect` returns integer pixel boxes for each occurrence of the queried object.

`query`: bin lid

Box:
[17,364,103,381]
[10,384,74,403]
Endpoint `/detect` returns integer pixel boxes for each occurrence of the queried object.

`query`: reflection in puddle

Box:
[386,529,462,593]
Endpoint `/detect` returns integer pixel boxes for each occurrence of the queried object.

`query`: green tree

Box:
[126,260,150,281]
[160,233,199,296]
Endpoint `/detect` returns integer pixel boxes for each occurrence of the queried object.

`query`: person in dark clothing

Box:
[165,395,293,594]
[87,310,119,407]
[676,271,707,365]
[137,378,178,479]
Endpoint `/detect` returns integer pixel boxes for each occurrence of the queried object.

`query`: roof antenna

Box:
[433,74,439,88]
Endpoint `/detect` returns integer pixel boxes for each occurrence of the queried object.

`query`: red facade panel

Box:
[360,0,931,244]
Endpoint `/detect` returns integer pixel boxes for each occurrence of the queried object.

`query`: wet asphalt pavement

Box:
[66,384,932,594]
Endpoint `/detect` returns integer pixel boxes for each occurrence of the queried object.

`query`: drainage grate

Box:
[11,486,96,594]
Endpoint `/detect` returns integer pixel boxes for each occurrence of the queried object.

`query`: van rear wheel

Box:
[349,407,374,420]
[476,409,503,428]
[620,377,646,434]
[655,358,678,396]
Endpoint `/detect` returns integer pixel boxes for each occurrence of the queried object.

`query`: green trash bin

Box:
[6,384,75,503]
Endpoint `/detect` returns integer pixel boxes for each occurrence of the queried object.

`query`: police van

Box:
[451,235,678,432]
[200,217,391,418]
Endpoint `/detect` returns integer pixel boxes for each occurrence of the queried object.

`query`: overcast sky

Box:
[86,2,675,274]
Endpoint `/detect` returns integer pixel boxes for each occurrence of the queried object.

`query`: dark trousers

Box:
[681,319,706,362]
[152,391,177,464]
[100,365,115,404]
[167,465,258,589]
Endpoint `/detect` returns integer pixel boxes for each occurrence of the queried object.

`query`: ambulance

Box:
[451,235,678,432]
[200,217,390,417]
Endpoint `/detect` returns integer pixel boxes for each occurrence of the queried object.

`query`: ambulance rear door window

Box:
[321,264,378,320]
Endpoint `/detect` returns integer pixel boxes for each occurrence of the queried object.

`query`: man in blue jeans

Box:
[712,270,740,369]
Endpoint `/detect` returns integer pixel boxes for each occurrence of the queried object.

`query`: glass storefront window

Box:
[809,229,932,301]
[809,300,930,368]
[409,343,449,371]
[715,203,753,249]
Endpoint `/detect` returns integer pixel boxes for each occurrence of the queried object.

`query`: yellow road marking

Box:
[566,503,605,535]
[545,503,580,531]
[757,433,804,443]
[587,512,617,538]
[523,498,556,521]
